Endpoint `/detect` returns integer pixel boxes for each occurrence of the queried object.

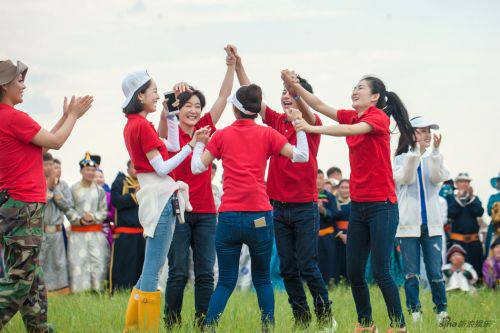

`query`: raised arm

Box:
[208,47,236,125]
[228,45,270,120]
[428,134,450,184]
[294,118,372,137]
[230,45,251,86]
[284,73,316,125]
[282,70,339,121]
[393,148,421,186]
[32,96,93,150]
[48,97,70,135]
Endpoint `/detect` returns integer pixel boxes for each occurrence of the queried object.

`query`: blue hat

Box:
[491,172,500,190]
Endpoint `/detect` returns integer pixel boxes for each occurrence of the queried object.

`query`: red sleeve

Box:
[336,109,357,125]
[263,106,282,129]
[360,109,389,135]
[268,128,288,156]
[196,112,216,135]
[11,111,42,144]
[140,122,164,154]
[206,130,222,159]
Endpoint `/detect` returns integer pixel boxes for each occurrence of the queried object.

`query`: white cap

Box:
[121,70,151,108]
[410,116,439,130]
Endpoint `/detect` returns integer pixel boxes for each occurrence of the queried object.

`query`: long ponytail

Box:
[363,76,415,156]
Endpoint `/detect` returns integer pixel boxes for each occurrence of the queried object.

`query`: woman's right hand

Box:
[67,95,93,119]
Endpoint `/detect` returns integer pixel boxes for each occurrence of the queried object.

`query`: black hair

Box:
[338,179,350,187]
[43,153,54,162]
[362,76,415,156]
[53,158,61,165]
[326,167,342,178]
[297,75,313,94]
[122,80,152,115]
[0,86,5,102]
[212,162,217,170]
[317,169,324,175]
[235,84,262,119]
[178,89,206,110]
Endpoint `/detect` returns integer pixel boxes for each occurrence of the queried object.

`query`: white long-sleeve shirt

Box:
[394,148,450,237]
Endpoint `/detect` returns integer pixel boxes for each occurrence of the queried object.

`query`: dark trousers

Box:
[272,201,331,321]
[317,233,335,284]
[110,232,146,291]
[346,201,405,327]
[165,212,217,324]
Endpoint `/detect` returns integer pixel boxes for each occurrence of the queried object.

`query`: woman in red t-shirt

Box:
[161,49,236,329]
[283,72,413,332]
[190,84,310,329]
[120,70,202,332]
[0,59,92,332]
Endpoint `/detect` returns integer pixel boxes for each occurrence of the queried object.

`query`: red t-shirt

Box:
[206,119,288,212]
[172,113,216,214]
[0,103,45,203]
[337,106,397,203]
[264,106,321,203]
[123,114,170,174]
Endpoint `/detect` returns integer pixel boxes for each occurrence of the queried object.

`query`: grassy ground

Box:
[3,285,498,332]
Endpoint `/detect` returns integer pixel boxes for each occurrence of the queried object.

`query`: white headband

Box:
[227,93,255,115]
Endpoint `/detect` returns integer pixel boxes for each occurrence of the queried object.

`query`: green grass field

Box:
[3,285,498,332]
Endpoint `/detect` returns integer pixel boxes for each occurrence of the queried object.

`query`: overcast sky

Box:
[1,0,499,205]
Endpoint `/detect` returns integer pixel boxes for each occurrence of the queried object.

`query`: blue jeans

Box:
[399,224,447,313]
[135,198,176,292]
[272,201,331,320]
[346,201,405,327]
[205,211,274,325]
[165,213,217,320]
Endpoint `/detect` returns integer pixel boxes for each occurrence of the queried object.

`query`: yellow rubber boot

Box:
[123,287,140,332]
[137,290,161,332]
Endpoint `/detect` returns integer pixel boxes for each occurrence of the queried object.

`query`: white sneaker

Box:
[436,311,450,325]
[411,311,422,323]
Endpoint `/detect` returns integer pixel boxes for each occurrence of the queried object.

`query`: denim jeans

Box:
[346,201,405,327]
[272,201,331,321]
[135,198,176,292]
[399,224,447,313]
[205,211,274,325]
[165,213,217,321]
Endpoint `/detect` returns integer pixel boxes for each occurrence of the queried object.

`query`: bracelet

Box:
[292,94,301,101]
[187,142,195,150]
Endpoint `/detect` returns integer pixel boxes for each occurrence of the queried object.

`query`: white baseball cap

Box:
[410,116,439,130]
[121,70,151,109]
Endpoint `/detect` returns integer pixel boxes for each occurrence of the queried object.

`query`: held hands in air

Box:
[191,126,211,146]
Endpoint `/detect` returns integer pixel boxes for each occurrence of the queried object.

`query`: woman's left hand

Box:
[284,108,302,121]
[433,133,442,149]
